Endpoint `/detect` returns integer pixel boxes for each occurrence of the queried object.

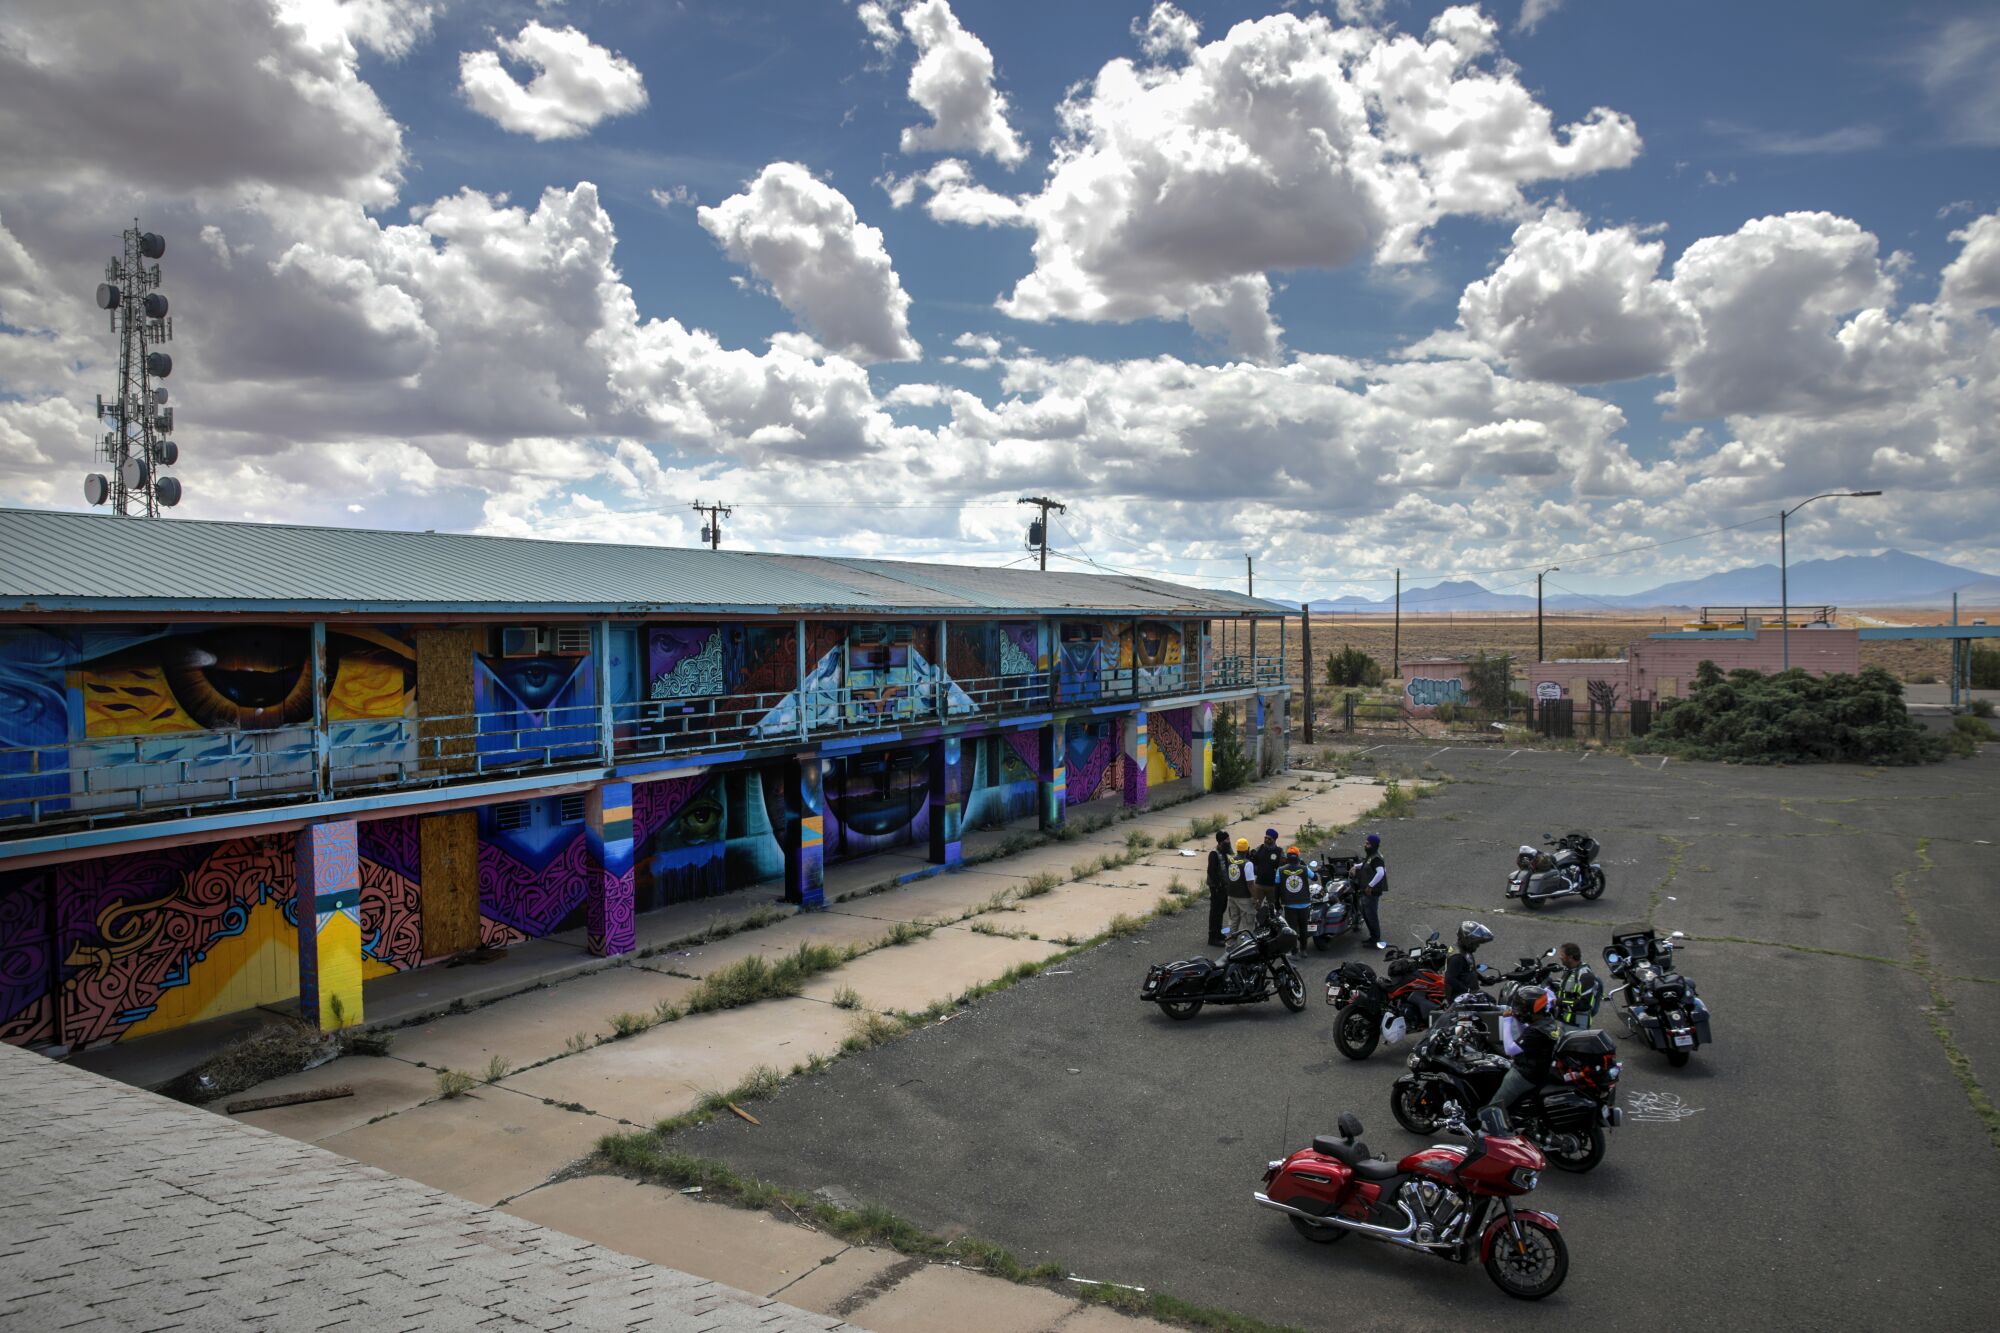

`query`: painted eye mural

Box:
[648,625,729,699]
[633,775,728,908]
[77,628,314,735]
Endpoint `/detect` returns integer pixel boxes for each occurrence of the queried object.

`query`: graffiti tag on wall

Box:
[1406,677,1467,708]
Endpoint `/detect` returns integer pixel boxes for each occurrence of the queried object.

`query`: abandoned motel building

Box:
[0,508,1296,1054]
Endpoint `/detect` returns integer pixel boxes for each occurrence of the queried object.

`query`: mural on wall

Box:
[824,745,931,858]
[630,766,790,912]
[1120,621,1186,694]
[1064,719,1121,806]
[1058,623,1107,703]
[946,621,1045,691]
[963,732,1039,829]
[1149,707,1193,787]
[0,626,415,823]
[755,624,971,737]
[649,625,729,699]
[0,819,422,1050]
[477,798,590,948]
[474,634,595,765]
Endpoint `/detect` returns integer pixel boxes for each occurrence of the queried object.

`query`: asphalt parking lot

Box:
[669,743,2000,1330]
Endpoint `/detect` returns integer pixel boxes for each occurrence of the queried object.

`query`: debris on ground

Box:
[224,1085,354,1114]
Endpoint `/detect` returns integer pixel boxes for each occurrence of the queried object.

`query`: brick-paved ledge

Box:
[0,1043,855,1331]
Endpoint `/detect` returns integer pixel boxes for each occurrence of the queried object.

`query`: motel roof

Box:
[0,508,1290,619]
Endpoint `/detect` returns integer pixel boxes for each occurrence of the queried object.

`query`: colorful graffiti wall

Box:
[1121,621,1187,694]
[474,633,595,765]
[476,796,589,948]
[628,766,790,913]
[1064,719,1122,806]
[824,745,931,858]
[0,815,423,1049]
[0,625,415,823]
[962,730,1040,830]
[1148,707,1193,788]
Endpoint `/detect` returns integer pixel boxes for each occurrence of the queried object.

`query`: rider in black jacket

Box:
[1204,830,1233,946]
[1444,920,1494,998]
[1486,986,1559,1114]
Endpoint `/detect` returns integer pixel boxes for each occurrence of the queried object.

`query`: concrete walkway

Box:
[0,1042,852,1332]
[68,768,1391,1332]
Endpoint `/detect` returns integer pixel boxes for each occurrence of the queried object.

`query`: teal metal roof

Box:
[0,508,1289,618]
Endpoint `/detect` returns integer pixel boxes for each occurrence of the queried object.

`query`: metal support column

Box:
[595,620,616,765]
[796,618,809,740]
[310,621,329,799]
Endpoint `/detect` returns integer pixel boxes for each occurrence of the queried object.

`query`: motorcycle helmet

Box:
[1516,844,1537,871]
[1510,985,1552,1018]
[1455,920,1494,952]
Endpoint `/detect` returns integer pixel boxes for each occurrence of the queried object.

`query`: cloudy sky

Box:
[2,0,1997,601]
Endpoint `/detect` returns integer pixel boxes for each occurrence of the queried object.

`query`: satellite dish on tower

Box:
[152,387,168,405]
[157,439,179,466]
[145,351,172,377]
[84,474,109,506]
[120,457,149,490]
[88,223,185,518]
[95,283,121,310]
[143,293,169,319]
[153,476,182,507]
[138,232,165,260]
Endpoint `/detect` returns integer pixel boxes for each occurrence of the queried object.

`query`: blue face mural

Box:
[474,642,596,765]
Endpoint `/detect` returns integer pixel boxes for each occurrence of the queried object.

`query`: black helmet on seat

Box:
[1456,920,1494,952]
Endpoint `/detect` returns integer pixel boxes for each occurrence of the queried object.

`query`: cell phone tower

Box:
[83,222,183,516]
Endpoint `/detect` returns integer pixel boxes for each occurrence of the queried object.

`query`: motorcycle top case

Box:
[1142,958,1218,999]
[1555,1028,1617,1057]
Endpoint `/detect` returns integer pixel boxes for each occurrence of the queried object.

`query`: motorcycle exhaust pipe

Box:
[1252,1192,1435,1248]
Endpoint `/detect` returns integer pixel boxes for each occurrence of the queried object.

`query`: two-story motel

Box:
[0,510,1294,1052]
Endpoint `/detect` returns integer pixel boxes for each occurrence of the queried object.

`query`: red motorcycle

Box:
[1256,1108,1569,1300]
[1325,928,1450,1059]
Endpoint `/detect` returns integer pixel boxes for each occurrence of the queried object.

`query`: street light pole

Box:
[1779,491,1882,671]
[1537,566,1560,664]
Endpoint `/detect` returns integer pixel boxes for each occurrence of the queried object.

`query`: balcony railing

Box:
[0,657,1290,835]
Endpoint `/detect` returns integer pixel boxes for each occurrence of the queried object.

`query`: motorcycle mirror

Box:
[1543,946,1557,957]
[1670,930,1685,939]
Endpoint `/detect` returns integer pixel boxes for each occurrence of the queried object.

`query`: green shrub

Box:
[608,1011,651,1038]
[1466,652,1513,713]
[1953,713,1995,742]
[1970,646,2000,690]
[1432,701,1460,724]
[686,942,847,1014]
[1637,664,1947,765]
[435,1068,475,1098]
[1326,645,1384,689]
[1211,702,1254,792]
[1972,697,1995,718]
[482,1055,511,1083]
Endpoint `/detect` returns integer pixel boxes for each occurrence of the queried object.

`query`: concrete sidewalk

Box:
[66,767,1392,1332]
[0,1042,853,1332]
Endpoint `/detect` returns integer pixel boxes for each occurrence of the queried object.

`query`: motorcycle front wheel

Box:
[1334,1004,1379,1059]
[1391,1080,1443,1135]
[1542,1126,1606,1173]
[1159,999,1203,1021]
[1276,964,1308,1012]
[1485,1217,1568,1300]
[1582,867,1607,900]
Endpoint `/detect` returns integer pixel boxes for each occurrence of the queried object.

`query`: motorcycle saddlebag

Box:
[1143,959,1217,1000]
[1525,870,1567,897]
[1533,1087,1602,1133]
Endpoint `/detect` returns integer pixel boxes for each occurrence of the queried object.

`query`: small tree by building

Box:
[1326,645,1384,689]
[1211,702,1255,792]
[1466,651,1513,714]
[1586,678,1622,713]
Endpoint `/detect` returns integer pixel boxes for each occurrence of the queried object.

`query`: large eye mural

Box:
[80,628,313,735]
[826,745,930,854]
[633,775,729,908]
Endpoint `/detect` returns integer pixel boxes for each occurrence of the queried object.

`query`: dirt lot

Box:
[1213,609,2000,694]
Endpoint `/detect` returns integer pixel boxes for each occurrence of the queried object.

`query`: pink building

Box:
[1525,628,1861,705]
[1397,657,1475,715]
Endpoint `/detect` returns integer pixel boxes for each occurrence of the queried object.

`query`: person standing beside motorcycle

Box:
[1205,830,1233,947]
[1444,920,1494,997]
[1552,942,1604,1028]
[1250,828,1284,914]
[1278,847,1313,948]
[1487,986,1559,1115]
[1355,832,1388,950]
[1224,836,1254,939]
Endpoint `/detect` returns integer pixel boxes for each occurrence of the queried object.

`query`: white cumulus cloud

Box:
[896,0,1026,165]
[698,163,922,363]
[984,6,1640,359]
[459,20,647,141]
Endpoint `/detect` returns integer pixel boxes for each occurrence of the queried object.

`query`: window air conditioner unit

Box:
[550,626,591,657]
[500,627,539,658]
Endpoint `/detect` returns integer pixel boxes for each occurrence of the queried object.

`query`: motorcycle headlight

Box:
[1408,1055,1421,1070]
[1509,1167,1539,1191]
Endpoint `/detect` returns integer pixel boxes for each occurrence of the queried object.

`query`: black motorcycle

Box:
[1305,852,1360,948]
[1388,998,1623,1172]
[1605,926,1711,1067]
[1143,910,1306,1019]
[1506,833,1606,909]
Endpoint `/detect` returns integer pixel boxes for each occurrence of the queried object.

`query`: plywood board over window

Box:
[419,811,480,958]
[415,628,479,777]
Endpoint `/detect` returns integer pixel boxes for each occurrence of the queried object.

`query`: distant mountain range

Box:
[1304,551,1999,614]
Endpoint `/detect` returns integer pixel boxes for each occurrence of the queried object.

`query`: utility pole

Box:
[1018,495,1066,571]
[1392,568,1401,676]
[1779,490,1881,670]
[1537,566,1560,663]
[1247,555,1257,684]
[1300,602,1315,743]
[691,500,732,550]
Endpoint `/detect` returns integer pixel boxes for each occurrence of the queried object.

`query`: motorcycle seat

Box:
[1311,1136,1400,1180]
[1350,1158,1402,1182]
